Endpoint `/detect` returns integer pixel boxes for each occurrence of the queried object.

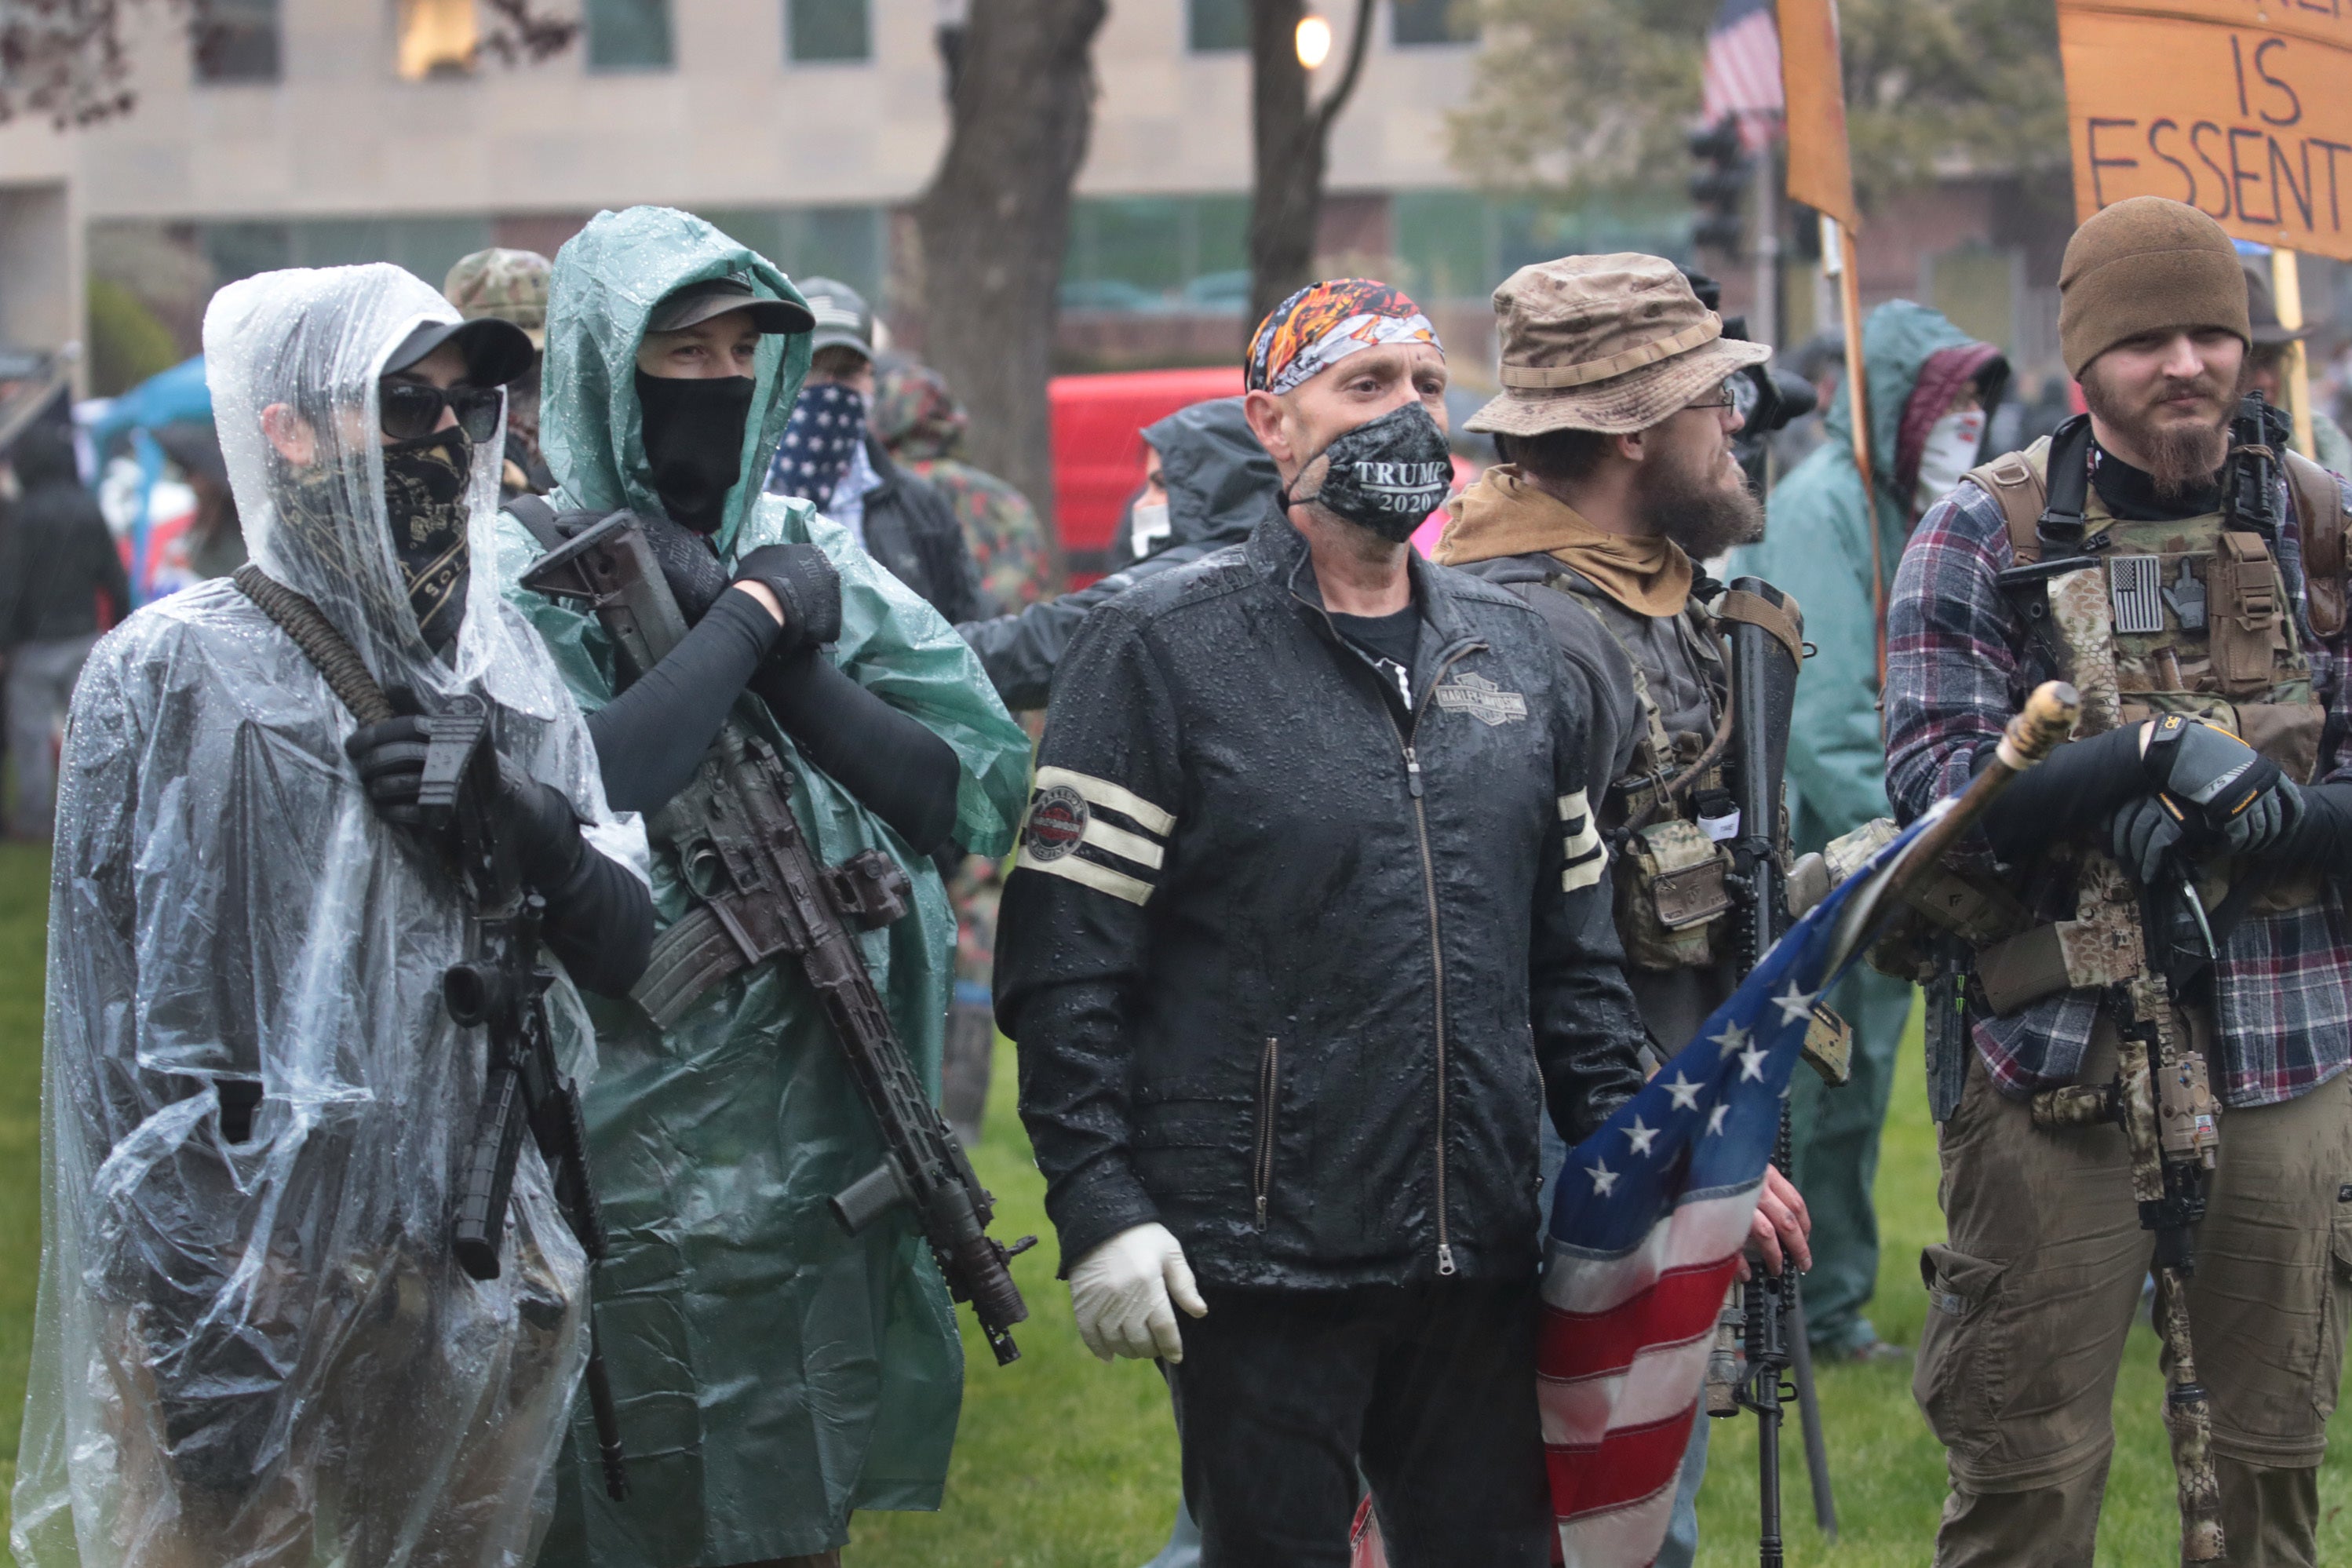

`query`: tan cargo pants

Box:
[1916,1027,2352,1567]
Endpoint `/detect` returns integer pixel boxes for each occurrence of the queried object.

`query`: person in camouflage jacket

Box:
[873,359,1053,615]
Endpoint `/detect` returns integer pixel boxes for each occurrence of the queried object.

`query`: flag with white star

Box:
[1537,798,1949,1566]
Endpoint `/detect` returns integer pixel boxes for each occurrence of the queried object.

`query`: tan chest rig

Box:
[1547,578,1744,972]
[1878,433,2347,1012]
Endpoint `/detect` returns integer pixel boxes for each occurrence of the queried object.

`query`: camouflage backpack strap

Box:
[2284,448,2345,638]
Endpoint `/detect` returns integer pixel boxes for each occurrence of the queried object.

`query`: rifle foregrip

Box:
[453,1065,527,1282]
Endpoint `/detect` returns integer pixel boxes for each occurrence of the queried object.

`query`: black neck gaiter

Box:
[636,370,756,534]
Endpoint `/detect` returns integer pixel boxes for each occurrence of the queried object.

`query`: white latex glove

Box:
[1067,1222,1209,1363]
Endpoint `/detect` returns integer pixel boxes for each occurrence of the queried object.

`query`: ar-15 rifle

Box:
[520,515,1034,1364]
[229,563,630,1501]
[1987,459,2229,1557]
[1719,577,1837,1564]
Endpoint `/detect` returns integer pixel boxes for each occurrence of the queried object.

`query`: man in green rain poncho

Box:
[485,206,1034,1568]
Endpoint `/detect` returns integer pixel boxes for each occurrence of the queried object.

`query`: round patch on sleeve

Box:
[1022,783,1090,862]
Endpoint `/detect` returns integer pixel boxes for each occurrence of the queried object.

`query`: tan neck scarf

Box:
[1433,465,1694,618]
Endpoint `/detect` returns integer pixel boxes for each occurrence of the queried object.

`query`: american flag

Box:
[1700,0,1785,153]
[1539,801,1940,1566]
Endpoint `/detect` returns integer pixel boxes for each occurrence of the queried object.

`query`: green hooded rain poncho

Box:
[1724,298,1994,1355]
[486,206,1033,1566]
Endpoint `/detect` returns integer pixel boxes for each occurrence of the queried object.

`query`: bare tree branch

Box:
[1308,0,1376,141]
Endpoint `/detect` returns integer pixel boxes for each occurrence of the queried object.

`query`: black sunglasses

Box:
[381,379,503,443]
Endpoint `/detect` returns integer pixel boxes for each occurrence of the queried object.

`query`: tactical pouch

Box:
[1973,913,2142,1016]
[2209,531,2284,697]
[1802,1003,1853,1086]
[1614,819,1733,970]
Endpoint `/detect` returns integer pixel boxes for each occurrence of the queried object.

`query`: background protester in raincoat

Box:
[489,206,1031,1568]
[1726,299,2007,1362]
[10,263,652,1568]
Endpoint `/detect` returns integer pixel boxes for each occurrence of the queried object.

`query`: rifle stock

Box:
[521,514,1034,1365]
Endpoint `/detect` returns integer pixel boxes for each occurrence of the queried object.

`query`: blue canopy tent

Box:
[82,356,210,609]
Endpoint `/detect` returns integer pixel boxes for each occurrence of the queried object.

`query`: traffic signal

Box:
[1688,118,1748,258]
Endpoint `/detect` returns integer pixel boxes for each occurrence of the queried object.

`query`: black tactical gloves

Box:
[734,542,842,655]
[2104,716,2303,883]
[344,713,586,891]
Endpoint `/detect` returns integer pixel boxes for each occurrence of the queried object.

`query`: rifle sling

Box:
[232,564,397,726]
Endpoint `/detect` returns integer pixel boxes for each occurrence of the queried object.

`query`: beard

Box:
[2080,359,2237,500]
[1638,441,1765,560]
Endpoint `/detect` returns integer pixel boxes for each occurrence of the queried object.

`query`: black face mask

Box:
[381,425,473,653]
[1282,400,1454,543]
[636,370,756,534]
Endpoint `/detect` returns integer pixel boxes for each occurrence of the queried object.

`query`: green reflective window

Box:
[1392,0,1476,46]
[587,0,673,70]
[1187,0,1248,52]
[787,0,870,63]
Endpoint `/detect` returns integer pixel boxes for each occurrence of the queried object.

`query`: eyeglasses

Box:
[1685,378,1739,413]
[380,380,503,443]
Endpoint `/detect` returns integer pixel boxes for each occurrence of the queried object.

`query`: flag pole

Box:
[2273,248,2316,458]
[1821,213,1878,682]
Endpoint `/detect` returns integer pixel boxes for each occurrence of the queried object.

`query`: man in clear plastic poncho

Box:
[10,264,656,1568]
[487,206,1031,1568]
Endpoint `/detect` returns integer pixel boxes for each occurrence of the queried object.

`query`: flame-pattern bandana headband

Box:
[1245,278,1443,396]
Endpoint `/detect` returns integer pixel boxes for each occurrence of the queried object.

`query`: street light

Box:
[1296,13,1332,68]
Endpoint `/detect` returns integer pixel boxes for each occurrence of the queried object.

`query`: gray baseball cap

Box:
[797,276,874,359]
[646,276,815,336]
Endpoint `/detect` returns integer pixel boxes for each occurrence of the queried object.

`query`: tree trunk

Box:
[915,0,1106,558]
[1246,0,1376,335]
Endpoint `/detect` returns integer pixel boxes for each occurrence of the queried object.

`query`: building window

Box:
[195,0,281,82]
[396,0,478,79]
[1391,0,1475,46]
[1187,0,1248,52]
[696,206,886,306]
[1061,195,1249,312]
[786,0,869,63]
[586,0,673,70]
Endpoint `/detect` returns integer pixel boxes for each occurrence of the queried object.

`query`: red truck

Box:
[1048,366,1244,586]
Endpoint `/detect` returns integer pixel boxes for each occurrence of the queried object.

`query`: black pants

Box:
[1165,1278,1552,1568]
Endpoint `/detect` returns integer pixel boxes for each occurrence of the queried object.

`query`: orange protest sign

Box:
[1779,0,1859,230]
[2057,0,2352,260]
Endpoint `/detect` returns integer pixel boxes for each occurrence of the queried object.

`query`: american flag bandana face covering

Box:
[768,380,867,502]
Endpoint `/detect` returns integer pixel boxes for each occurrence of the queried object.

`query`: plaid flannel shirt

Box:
[1883,464,2352,1108]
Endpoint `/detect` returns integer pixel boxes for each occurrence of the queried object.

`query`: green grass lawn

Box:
[2,842,2349,1563]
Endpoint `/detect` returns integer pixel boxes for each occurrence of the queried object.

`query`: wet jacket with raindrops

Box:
[997,504,1650,1290]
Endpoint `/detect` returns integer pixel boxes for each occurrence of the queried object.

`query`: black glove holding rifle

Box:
[556,508,964,855]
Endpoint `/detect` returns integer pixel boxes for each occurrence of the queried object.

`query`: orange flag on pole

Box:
[1778,0,1884,680]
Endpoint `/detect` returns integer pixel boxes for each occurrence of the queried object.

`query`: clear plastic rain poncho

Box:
[10,264,647,1568]
[488,207,1032,1566]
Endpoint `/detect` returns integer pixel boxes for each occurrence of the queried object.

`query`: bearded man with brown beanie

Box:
[1885,195,2352,1565]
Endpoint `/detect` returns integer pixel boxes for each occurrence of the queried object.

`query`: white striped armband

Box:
[1559,789,1606,892]
[1012,765,1176,907]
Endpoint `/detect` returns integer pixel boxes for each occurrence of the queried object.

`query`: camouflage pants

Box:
[1917,1028,2352,1566]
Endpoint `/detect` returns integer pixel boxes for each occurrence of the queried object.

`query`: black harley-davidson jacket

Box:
[997,507,1648,1289]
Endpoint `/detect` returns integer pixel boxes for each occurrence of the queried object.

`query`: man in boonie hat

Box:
[1436,253,1810,1568]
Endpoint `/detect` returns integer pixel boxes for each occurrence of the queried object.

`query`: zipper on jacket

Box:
[1253,1036,1280,1231]
[1388,642,1482,1279]
[1285,571,1488,1279]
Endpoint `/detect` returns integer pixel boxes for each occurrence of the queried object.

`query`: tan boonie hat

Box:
[444,247,553,348]
[1465,253,1771,437]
